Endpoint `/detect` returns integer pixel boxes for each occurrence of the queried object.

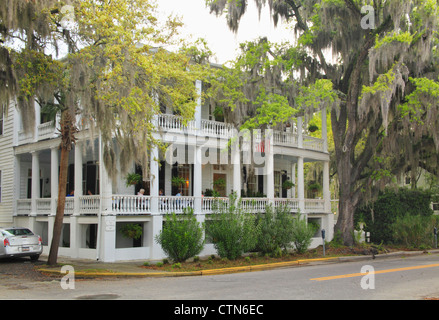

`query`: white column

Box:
[74,142,83,215]
[266,130,274,200]
[290,163,296,198]
[194,145,202,213]
[99,140,113,214]
[297,156,305,213]
[50,146,59,216]
[150,145,159,214]
[99,215,116,262]
[297,117,303,149]
[323,160,331,213]
[13,155,21,216]
[98,135,115,261]
[321,108,328,153]
[232,140,241,198]
[195,80,202,130]
[31,151,40,216]
[148,215,164,260]
[34,101,40,142]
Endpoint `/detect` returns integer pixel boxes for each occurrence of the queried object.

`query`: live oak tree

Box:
[1,0,210,264]
[206,0,439,245]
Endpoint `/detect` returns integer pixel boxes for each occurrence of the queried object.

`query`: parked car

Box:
[0,227,43,261]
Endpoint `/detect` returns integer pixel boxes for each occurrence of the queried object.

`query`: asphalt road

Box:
[1,253,439,302]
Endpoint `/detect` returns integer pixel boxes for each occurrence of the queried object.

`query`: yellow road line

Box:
[310,263,439,281]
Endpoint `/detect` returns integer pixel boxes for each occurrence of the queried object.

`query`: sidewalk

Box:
[36,249,439,278]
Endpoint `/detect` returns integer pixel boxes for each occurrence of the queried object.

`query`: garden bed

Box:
[140,243,406,273]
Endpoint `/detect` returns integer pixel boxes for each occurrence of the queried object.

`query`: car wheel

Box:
[30,254,40,261]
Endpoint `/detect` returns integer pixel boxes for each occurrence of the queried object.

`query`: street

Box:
[1,253,439,302]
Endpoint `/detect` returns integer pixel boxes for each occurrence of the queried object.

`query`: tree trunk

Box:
[47,110,76,266]
[47,142,70,265]
[334,192,355,246]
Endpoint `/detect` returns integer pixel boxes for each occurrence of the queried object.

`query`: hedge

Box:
[355,188,433,244]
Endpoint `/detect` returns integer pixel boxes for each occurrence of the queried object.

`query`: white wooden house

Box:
[0,80,334,262]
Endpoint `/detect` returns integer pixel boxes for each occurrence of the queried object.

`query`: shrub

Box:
[392,214,436,248]
[155,208,204,263]
[291,214,317,254]
[256,205,294,255]
[206,193,260,260]
[355,188,433,243]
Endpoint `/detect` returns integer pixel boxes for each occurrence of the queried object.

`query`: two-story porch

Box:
[11,82,333,261]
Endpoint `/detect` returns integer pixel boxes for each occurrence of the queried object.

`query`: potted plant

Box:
[172,176,186,194]
[120,223,143,240]
[125,173,142,187]
[308,182,321,193]
[308,124,319,133]
[213,106,224,122]
[282,180,295,190]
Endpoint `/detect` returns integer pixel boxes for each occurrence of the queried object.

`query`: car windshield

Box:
[4,228,34,236]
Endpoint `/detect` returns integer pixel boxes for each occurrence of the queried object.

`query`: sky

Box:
[156,0,293,64]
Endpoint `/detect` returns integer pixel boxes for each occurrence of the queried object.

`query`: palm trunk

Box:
[47,142,70,265]
[47,110,76,265]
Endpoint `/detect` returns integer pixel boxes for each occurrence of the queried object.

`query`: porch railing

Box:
[303,135,324,152]
[16,196,329,216]
[112,195,151,214]
[16,199,31,216]
[79,195,101,214]
[159,196,195,214]
[201,120,233,139]
[37,121,56,140]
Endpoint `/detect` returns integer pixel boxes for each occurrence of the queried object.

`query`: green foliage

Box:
[392,214,436,248]
[291,214,317,254]
[125,173,142,187]
[155,208,205,263]
[120,223,143,240]
[256,205,295,255]
[355,188,433,244]
[400,77,439,123]
[206,193,260,260]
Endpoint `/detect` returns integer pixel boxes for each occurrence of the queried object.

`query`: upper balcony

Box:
[16,113,326,154]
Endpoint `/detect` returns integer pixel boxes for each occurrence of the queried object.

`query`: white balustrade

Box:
[202,197,229,213]
[201,120,233,138]
[17,196,327,216]
[112,195,151,214]
[273,131,298,147]
[304,199,325,211]
[157,114,196,132]
[37,121,56,140]
[303,135,324,152]
[159,196,195,213]
[79,195,101,214]
[36,198,51,215]
[241,198,268,213]
[16,200,32,216]
[273,198,299,212]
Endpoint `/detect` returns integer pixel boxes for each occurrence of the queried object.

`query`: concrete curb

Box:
[37,250,439,278]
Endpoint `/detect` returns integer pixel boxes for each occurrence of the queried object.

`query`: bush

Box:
[392,214,437,249]
[291,214,317,254]
[155,208,204,263]
[206,193,260,260]
[355,188,433,243]
[256,205,294,255]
